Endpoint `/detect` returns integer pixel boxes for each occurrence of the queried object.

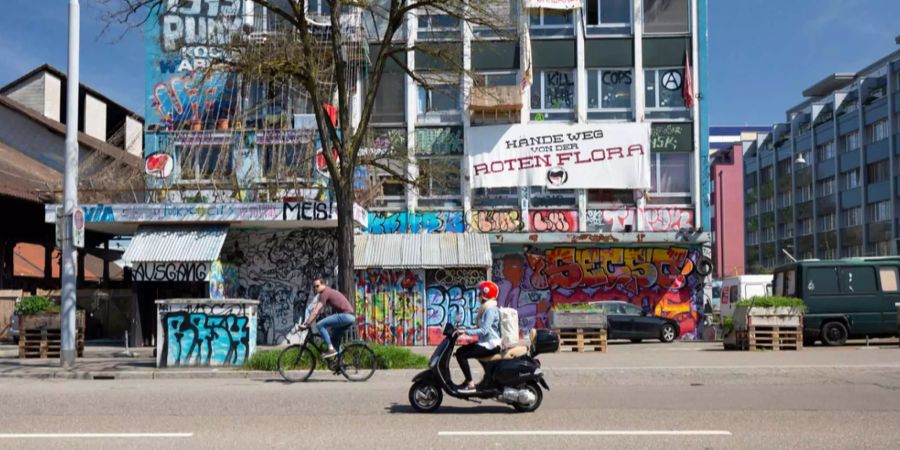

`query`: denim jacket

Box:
[465,306,501,350]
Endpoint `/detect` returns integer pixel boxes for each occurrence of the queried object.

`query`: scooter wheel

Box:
[512,382,543,413]
[409,379,443,413]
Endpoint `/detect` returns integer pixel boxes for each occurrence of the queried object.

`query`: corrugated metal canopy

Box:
[354,234,492,269]
[123,225,229,263]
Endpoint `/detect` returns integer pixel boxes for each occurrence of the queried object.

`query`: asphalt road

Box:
[2,345,900,449]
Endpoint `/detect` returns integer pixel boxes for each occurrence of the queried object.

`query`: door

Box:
[605,303,633,339]
[876,266,900,335]
[837,266,880,336]
[624,303,657,338]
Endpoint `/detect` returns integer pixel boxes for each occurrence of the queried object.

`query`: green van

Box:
[772,258,900,346]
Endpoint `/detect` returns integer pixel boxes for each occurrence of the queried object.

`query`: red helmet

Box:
[478,281,499,300]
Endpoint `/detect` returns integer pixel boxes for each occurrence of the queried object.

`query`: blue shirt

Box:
[465,307,501,349]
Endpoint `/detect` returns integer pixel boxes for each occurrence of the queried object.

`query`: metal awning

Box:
[123,225,229,263]
[354,234,492,269]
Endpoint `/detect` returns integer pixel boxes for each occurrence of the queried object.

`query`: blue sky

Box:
[0,1,898,125]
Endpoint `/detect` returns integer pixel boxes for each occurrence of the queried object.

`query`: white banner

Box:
[524,0,581,10]
[467,122,652,190]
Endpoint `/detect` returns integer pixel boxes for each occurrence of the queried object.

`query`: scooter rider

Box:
[453,280,502,393]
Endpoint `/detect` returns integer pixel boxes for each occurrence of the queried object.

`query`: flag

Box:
[323,103,338,126]
[682,49,694,109]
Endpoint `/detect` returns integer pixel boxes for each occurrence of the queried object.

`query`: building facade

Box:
[744,48,900,271]
[58,0,711,349]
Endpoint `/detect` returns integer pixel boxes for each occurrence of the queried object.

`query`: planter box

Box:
[19,311,86,331]
[549,310,607,330]
[733,306,803,330]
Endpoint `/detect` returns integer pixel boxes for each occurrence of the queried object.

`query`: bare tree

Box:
[103,0,513,298]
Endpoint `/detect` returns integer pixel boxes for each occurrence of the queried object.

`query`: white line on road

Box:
[439,430,732,437]
[0,433,193,439]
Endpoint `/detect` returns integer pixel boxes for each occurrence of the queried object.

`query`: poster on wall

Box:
[145,1,242,130]
[467,122,651,189]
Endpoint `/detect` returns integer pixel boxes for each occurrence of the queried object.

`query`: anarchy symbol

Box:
[661,70,682,91]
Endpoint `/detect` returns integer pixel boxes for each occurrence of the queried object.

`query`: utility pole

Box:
[61,0,80,369]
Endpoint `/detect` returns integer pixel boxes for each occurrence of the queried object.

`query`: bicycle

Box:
[277,323,377,383]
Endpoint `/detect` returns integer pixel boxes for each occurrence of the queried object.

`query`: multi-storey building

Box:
[743,47,900,271]
[52,1,711,352]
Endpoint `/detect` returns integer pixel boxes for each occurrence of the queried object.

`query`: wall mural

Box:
[585,208,694,232]
[470,210,525,233]
[424,269,483,345]
[529,210,578,233]
[209,260,240,300]
[159,302,256,367]
[364,211,467,234]
[493,246,704,339]
[355,269,426,346]
[222,229,337,345]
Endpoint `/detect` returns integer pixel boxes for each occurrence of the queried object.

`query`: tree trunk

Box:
[334,184,356,311]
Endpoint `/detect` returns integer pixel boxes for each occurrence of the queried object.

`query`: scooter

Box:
[408,321,556,413]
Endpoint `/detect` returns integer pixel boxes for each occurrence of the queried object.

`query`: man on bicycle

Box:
[300,278,355,359]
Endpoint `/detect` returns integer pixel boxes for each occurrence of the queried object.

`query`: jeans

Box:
[317,313,355,351]
[455,343,500,384]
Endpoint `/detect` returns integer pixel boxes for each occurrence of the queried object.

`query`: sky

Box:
[0,0,898,126]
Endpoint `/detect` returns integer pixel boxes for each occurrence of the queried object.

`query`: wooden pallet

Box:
[738,325,802,351]
[556,328,607,353]
[18,329,84,359]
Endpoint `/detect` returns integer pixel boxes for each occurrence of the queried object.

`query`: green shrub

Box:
[242,344,428,371]
[244,349,281,371]
[735,296,806,312]
[15,296,55,315]
[723,316,734,334]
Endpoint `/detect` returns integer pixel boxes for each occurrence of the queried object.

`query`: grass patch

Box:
[243,344,427,371]
[735,296,807,311]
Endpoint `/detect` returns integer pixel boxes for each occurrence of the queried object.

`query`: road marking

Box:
[439,430,731,437]
[0,433,193,439]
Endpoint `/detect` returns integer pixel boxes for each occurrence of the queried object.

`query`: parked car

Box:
[589,301,680,343]
[772,258,900,346]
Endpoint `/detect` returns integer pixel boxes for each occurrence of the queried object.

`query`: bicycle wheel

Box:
[338,343,377,382]
[277,344,317,382]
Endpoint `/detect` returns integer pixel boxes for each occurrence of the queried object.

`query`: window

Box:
[840,130,861,153]
[474,71,518,87]
[762,227,775,242]
[179,146,233,180]
[649,152,691,204]
[840,169,860,190]
[417,12,460,32]
[622,303,643,316]
[371,72,406,124]
[798,218,812,235]
[588,189,635,205]
[868,200,891,222]
[531,70,576,111]
[774,272,784,296]
[873,241,892,257]
[587,69,633,110]
[418,75,460,114]
[820,213,836,231]
[839,267,876,293]
[806,267,838,295]
[867,118,889,144]
[781,222,794,238]
[761,197,774,213]
[818,177,835,197]
[797,122,812,135]
[760,166,774,183]
[529,8,573,27]
[796,184,812,202]
[866,160,889,183]
[586,0,631,26]
[645,68,686,109]
[842,207,862,227]
[843,245,863,258]
[415,127,463,205]
[895,113,900,134]
[306,0,331,15]
[816,140,835,161]
[878,266,899,292]
[643,0,689,34]
[823,248,837,260]
[785,270,797,296]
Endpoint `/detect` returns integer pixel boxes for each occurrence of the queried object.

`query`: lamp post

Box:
[61,0,80,369]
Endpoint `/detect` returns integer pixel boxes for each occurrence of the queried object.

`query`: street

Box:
[2,343,900,449]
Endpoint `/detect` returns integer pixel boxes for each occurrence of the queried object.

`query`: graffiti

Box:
[469,210,524,233]
[364,211,466,234]
[585,208,694,232]
[159,303,256,367]
[544,70,575,109]
[355,270,425,346]
[494,246,704,339]
[282,201,334,221]
[48,203,336,224]
[209,261,239,300]
[224,229,337,344]
[651,123,692,152]
[424,269,483,345]
[133,261,209,282]
[530,210,578,232]
[415,127,463,156]
[147,0,242,128]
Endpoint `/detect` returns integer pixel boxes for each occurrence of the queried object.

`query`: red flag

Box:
[682,49,694,109]
[323,103,337,126]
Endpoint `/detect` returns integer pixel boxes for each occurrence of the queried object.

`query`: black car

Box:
[590,301,679,343]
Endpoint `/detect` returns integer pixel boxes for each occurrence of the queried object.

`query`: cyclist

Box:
[300,278,355,359]
[453,280,502,393]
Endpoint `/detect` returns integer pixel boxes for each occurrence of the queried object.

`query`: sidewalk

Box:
[1,339,897,381]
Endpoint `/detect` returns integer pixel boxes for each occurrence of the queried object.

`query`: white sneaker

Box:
[322,349,338,359]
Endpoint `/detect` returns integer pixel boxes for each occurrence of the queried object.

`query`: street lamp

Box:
[794,153,807,166]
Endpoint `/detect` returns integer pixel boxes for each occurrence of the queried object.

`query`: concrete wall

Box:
[83,94,108,141]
